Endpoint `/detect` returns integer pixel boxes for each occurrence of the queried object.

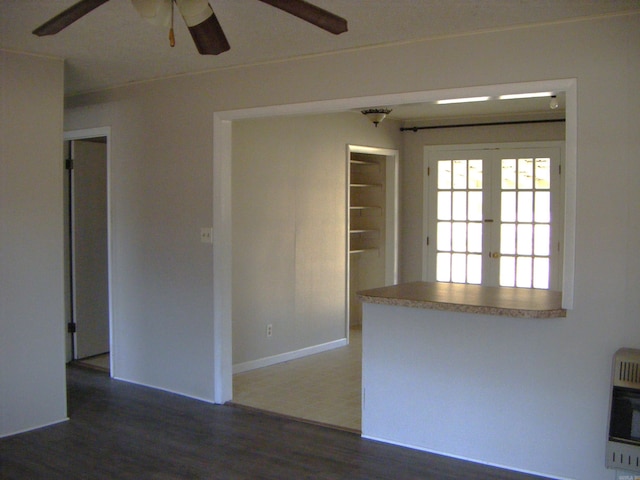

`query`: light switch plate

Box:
[200,227,213,244]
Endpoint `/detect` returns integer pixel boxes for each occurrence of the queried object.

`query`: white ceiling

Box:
[1,0,638,118]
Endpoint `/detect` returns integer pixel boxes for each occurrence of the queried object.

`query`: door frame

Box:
[346,145,399,336]
[64,127,113,373]
[212,78,578,403]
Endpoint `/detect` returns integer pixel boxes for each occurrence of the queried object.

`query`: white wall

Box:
[232,113,400,367]
[362,303,588,480]
[0,51,67,437]
[66,83,218,400]
[62,12,640,479]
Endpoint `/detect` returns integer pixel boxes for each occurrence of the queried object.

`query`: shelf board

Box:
[350,183,382,188]
[350,229,378,235]
[350,159,378,166]
[350,248,378,254]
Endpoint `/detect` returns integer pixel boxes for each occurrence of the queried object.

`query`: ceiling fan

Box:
[32,0,348,55]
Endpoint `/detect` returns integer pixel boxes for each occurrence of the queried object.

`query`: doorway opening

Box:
[228,115,398,432]
[213,78,578,408]
[347,146,399,331]
[64,128,112,374]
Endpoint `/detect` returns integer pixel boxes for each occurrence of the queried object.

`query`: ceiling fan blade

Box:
[33,0,111,36]
[257,0,347,35]
[186,10,230,55]
[176,0,230,55]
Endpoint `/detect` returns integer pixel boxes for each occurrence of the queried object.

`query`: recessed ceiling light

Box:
[498,92,554,100]
[436,96,491,105]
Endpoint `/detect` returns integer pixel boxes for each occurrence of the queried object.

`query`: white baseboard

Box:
[0,417,69,439]
[360,434,569,480]
[233,338,347,374]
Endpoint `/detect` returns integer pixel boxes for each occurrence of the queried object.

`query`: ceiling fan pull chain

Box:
[169,0,176,47]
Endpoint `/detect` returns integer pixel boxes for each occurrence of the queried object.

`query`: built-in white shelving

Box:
[349,157,384,254]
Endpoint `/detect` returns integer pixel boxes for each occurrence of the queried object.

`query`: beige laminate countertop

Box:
[357,281,566,319]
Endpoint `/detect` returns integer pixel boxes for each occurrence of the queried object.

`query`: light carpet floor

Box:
[232,327,362,432]
[75,353,110,371]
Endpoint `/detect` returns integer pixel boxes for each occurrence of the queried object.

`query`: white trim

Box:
[212,78,578,403]
[561,82,577,310]
[0,418,69,440]
[232,339,347,375]
[360,434,570,480]
[63,127,114,374]
[212,115,233,404]
[346,145,400,338]
[350,145,400,285]
[111,376,217,405]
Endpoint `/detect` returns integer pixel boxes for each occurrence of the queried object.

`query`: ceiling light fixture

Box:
[499,92,554,100]
[436,96,491,105]
[361,108,392,127]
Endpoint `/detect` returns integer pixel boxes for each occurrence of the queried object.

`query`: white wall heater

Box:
[607,348,640,472]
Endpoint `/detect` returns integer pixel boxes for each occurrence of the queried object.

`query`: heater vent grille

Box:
[614,349,640,388]
[619,361,640,387]
[607,441,640,472]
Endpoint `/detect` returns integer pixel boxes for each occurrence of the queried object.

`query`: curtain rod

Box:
[400,118,565,132]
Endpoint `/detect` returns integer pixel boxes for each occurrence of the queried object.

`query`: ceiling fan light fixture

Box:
[131,0,172,27]
[499,92,553,100]
[176,0,213,27]
[362,108,392,127]
[436,96,490,105]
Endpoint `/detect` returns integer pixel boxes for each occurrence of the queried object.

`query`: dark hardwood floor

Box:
[0,365,552,479]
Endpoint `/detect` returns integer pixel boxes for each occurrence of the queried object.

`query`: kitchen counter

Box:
[357,281,566,319]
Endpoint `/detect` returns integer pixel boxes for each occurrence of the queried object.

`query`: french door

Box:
[424,142,563,290]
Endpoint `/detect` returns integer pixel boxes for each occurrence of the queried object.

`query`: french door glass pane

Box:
[451,254,467,283]
[467,254,482,284]
[533,257,550,289]
[452,222,467,252]
[501,224,516,255]
[535,158,551,188]
[500,256,515,287]
[452,191,467,220]
[534,224,550,256]
[502,192,516,222]
[516,257,533,288]
[535,191,551,222]
[468,191,483,221]
[502,159,516,189]
[518,192,533,222]
[438,161,452,189]
[437,222,451,250]
[468,223,483,252]
[437,252,451,281]
[438,192,451,220]
[469,160,483,189]
[452,160,467,189]
[518,158,534,189]
[516,224,533,255]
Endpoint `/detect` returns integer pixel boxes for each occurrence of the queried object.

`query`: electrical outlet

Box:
[200,227,213,244]
[266,324,273,337]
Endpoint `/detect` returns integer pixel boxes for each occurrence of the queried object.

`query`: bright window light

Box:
[436,96,490,105]
[499,92,553,100]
